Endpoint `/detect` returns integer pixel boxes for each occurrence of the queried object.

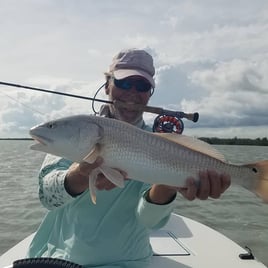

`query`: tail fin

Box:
[248,160,268,203]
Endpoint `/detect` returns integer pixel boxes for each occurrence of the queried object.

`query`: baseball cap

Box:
[108,48,155,87]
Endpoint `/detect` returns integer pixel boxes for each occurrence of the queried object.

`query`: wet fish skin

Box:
[29,115,268,203]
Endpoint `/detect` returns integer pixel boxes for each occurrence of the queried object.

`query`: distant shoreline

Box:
[199,137,268,146]
[0,137,267,146]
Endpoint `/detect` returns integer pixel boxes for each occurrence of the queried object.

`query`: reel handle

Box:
[181,112,199,123]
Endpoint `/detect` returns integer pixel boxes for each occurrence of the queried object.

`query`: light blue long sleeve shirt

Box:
[27,118,176,267]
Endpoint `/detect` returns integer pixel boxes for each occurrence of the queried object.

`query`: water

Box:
[0,141,267,266]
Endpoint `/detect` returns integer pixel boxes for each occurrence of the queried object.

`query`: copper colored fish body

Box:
[30,115,268,203]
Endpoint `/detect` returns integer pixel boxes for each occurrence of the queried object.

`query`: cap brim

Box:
[113,69,155,88]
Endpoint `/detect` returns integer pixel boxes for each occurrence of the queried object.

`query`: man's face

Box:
[106,75,152,124]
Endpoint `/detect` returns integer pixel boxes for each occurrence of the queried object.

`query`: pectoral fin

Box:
[88,165,126,204]
[88,168,100,204]
[98,165,125,188]
[83,144,101,164]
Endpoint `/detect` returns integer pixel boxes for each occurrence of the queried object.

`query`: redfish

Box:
[30,115,268,204]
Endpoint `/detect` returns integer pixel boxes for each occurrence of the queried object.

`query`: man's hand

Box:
[94,170,128,191]
[65,157,128,196]
[147,170,231,204]
[178,170,231,201]
[65,157,104,196]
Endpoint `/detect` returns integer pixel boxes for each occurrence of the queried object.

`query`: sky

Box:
[0,0,267,138]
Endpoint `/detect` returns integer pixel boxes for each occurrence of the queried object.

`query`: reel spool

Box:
[153,114,184,134]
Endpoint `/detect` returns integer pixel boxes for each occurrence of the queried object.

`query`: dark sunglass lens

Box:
[114,78,151,92]
[114,78,131,90]
[136,81,151,92]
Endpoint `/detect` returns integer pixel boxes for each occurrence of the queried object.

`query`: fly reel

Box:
[153,114,184,134]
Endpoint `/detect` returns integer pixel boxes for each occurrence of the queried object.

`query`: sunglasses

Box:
[113,77,152,92]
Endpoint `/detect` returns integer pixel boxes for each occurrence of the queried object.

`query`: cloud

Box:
[0,76,109,137]
[182,58,268,128]
[153,62,214,106]
[0,87,66,137]
[144,55,268,137]
[0,0,268,138]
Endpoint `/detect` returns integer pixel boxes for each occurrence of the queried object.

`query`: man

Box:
[27,48,230,267]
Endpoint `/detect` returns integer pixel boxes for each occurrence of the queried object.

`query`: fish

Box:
[29,114,268,204]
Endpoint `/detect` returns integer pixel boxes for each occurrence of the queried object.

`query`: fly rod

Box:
[0,81,111,104]
[0,81,199,122]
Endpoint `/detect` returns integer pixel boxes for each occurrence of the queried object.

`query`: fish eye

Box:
[47,122,56,129]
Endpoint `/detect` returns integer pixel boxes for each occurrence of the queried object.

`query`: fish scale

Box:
[90,116,258,187]
[30,115,268,202]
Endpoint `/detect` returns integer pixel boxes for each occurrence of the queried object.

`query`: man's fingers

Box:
[95,180,116,190]
[79,157,103,176]
[178,171,231,201]
[178,177,197,201]
[95,174,116,190]
[94,169,128,191]
[207,170,221,199]
[197,171,210,200]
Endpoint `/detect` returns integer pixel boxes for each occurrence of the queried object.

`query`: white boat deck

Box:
[1,214,266,268]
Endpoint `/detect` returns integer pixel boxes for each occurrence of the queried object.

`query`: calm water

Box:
[0,141,267,266]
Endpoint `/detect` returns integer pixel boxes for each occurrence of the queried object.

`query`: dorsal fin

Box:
[154,133,226,162]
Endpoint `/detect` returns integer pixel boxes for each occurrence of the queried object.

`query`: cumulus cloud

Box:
[182,58,268,128]
[0,87,65,137]
[0,0,268,138]
[0,77,108,137]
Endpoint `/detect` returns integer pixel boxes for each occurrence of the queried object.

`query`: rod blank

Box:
[0,81,199,122]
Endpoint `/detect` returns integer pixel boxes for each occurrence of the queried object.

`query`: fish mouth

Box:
[30,133,52,147]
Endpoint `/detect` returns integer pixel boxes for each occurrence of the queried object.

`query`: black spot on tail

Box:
[252,167,258,173]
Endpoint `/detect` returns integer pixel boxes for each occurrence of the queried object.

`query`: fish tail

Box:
[246,160,268,203]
